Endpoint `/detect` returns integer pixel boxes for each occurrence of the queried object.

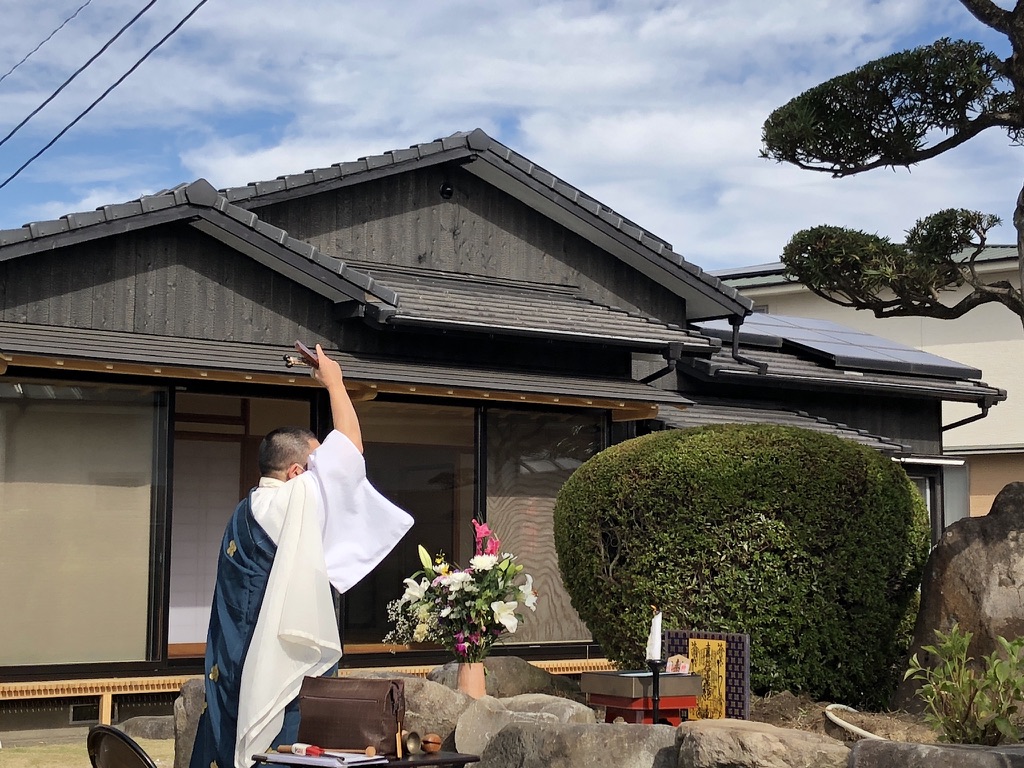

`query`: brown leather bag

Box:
[296,677,406,757]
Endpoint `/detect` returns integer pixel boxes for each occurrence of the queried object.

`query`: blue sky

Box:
[0,0,1017,271]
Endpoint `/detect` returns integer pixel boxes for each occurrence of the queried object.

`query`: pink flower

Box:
[473,519,501,556]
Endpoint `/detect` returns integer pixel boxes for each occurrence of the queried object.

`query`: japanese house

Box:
[0,129,1003,725]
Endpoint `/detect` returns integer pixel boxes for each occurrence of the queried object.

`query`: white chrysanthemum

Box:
[447,571,475,592]
[412,623,429,642]
[491,600,519,633]
[469,554,499,571]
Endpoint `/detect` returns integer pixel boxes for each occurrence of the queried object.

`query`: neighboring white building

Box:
[718,246,1022,518]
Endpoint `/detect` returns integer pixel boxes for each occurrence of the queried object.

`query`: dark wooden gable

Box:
[0,223,350,347]
[250,164,690,328]
[0,219,644,378]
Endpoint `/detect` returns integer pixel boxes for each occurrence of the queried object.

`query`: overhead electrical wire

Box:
[0,0,95,86]
[0,0,160,150]
[0,0,210,192]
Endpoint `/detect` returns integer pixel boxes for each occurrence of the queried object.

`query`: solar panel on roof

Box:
[695,314,982,380]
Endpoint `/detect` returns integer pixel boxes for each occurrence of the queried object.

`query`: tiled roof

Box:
[0,179,397,307]
[356,264,719,352]
[219,128,753,320]
[0,130,753,321]
[0,177,712,353]
[656,399,909,453]
[678,344,1006,405]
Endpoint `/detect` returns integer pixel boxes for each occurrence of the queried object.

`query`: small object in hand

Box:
[295,340,320,368]
[420,734,442,753]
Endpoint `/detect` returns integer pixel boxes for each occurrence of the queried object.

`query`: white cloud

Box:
[0,0,1014,275]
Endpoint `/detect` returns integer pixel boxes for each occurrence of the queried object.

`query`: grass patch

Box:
[0,739,175,768]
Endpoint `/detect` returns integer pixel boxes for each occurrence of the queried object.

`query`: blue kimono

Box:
[189,495,333,768]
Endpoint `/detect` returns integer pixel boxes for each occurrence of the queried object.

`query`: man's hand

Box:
[309,344,363,452]
[311,344,344,391]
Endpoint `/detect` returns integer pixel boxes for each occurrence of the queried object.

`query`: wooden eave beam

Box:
[1,353,667,421]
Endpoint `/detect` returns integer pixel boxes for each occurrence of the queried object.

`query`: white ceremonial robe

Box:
[235,430,413,768]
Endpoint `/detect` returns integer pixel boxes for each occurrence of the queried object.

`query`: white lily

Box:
[418,545,433,571]
[402,577,429,603]
[518,574,538,611]
[491,600,519,633]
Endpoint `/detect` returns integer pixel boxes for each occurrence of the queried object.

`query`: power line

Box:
[0,0,95,86]
[0,0,211,192]
[0,0,160,150]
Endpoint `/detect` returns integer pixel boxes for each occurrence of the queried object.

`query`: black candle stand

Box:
[646,658,667,725]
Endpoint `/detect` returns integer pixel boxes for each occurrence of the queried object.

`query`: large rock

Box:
[499,693,596,724]
[477,721,677,768]
[455,694,596,755]
[121,715,174,741]
[429,657,580,699]
[676,719,849,768]
[849,739,1024,768]
[174,678,206,768]
[401,677,473,750]
[894,482,1024,710]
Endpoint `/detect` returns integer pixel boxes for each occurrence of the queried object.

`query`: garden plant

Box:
[905,622,1024,746]
[553,423,930,709]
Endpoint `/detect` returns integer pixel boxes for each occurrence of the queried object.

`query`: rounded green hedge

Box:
[553,424,929,708]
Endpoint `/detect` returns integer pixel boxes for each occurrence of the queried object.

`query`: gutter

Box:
[942,401,993,432]
[639,342,690,384]
[729,316,768,375]
[713,367,1003,403]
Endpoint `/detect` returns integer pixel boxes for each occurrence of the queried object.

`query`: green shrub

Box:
[553,424,929,709]
[905,623,1024,745]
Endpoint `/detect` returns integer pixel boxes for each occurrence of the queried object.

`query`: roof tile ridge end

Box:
[183,178,221,208]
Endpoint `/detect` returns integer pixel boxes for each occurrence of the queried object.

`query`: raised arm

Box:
[310,343,363,454]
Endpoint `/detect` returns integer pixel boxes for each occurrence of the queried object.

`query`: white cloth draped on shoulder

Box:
[234,430,413,768]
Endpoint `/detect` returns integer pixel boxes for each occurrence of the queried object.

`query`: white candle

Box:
[645,611,662,661]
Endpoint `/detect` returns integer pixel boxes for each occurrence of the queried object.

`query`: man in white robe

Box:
[189,345,413,768]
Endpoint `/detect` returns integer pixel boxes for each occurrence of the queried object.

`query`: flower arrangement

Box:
[384,520,538,662]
